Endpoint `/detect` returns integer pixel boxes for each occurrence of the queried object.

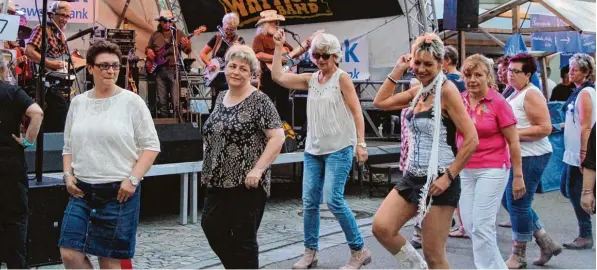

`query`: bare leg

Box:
[372,189,418,254]
[99,257,122,269]
[60,248,93,269]
[421,205,455,269]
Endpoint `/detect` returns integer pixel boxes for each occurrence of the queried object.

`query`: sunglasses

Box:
[312,53,331,60]
[94,63,120,71]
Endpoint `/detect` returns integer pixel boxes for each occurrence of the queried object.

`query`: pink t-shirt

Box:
[457,88,517,169]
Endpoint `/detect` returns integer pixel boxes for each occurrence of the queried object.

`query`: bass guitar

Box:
[145,26,206,75]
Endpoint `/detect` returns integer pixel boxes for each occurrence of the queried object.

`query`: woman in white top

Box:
[59,40,160,269]
[561,53,596,250]
[503,53,561,269]
[271,30,370,269]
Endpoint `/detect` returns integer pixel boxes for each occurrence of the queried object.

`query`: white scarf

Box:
[409,72,444,221]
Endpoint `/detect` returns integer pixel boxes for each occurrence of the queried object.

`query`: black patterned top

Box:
[201,90,282,196]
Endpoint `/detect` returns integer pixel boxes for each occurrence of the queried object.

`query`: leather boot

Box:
[505,241,527,269]
[340,246,372,269]
[533,232,562,265]
[292,248,318,269]
[563,237,594,250]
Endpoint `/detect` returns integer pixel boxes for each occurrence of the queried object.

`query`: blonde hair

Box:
[461,54,497,89]
[569,53,596,81]
[309,33,342,64]
[225,44,260,76]
[222,12,240,28]
[411,33,445,62]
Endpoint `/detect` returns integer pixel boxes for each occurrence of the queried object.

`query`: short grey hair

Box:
[309,33,342,64]
[49,0,71,14]
[0,54,8,82]
[222,12,239,27]
[225,44,260,76]
[411,33,445,62]
[569,53,595,81]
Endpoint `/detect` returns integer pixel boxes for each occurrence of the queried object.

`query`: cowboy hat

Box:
[155,10,175,22]
[255,10,285,26]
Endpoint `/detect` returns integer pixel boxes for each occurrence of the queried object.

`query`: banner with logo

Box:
[16,0,94,24]
[180,0,403,31]
[339,34,369,80]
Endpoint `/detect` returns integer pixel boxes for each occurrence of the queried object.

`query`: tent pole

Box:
[35,0,49,182]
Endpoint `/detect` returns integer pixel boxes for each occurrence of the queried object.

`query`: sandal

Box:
[449,227,469,238]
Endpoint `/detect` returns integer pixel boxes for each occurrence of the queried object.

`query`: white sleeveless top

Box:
[563,86,596,166]
[305,69,357,155]
[506,84,553,157]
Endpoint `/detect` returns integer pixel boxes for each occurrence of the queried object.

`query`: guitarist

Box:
[199,12,245,112]
[146,10,193,118]
[24,1,72,132]
[252,10,313,123]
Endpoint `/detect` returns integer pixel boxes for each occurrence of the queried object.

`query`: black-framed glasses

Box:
[312,53,331,60]
[507,68,524,75]
[54,13,70,19]
[94,63,120,71]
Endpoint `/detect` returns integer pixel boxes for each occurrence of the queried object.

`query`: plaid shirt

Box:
[26,24,67,59]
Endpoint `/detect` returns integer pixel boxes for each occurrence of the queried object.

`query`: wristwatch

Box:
[62,171,74,183]
[128,175,140,186]
[357,142,367,148]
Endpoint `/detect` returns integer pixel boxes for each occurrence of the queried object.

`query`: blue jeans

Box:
[503,153,550,242]
[561,164,593,239]
[302,146,364,251]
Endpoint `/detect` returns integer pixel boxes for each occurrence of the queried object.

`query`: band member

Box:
[252,10,312,123]
[200,12,245,112]
[0,55,44,269]
[59,40,160,269]
[25,0,71,132]
[146,10,193,118]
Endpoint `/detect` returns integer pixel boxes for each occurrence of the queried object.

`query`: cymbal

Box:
[67,26,98,42]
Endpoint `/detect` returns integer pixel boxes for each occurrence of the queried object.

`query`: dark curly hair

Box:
[509,53,537,75]
[86,40,122,66]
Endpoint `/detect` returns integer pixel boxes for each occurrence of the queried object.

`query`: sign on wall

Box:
[530,14,596,54]
[16,0,94,24]
[339,34,369,80]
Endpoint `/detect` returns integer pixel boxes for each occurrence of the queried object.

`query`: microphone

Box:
[283,28,298,36]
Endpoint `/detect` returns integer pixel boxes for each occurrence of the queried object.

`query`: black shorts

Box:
[394,171,460,208]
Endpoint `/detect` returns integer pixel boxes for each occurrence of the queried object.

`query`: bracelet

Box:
[445,168,455,182]
[22,138,35,148]
[387,74,398,84]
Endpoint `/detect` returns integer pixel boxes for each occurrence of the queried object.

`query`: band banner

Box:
[339,34,370,80]
[16,0,94,24]
[179,0,403,32]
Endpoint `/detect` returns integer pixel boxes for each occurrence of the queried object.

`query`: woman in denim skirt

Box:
[271,30,371,269]
[58,40,160,268]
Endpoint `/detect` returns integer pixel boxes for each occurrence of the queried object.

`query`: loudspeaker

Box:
[443,0,479,30]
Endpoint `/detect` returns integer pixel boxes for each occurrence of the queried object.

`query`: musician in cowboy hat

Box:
[146,9,193,118]
[252,10,315,123]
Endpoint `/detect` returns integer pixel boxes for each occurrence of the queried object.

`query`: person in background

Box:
[271,30,371,269]
[561,53,596,250]
[372,33,478,269]
[550,65,576,102]
[0,53,43,269]
[442,46,466,93]
[199,12,245,112]
[580,124,596,215]
[58,40,160,269]
[496,56,515,99]
[457,54,521,269]
[504,53,560,269]
[200,45,285,269]
[543,67,557,100]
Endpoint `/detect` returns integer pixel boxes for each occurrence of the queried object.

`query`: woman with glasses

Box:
[503,53,560,269]
[200,12,245,112]
[271,30,371,269]
[58,40,160,269]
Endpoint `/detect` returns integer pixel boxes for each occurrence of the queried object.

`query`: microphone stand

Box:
[169,25,183,122]
[35,0,49,183]
[172,26,196,123]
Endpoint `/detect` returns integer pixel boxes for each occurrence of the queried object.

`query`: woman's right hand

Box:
[273,29,286,46]
[581,192,595,215]
[65,176,84,198]
[512,175,527,200]
[395,54,412,71]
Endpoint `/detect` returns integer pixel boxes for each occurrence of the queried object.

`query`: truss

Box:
[402,0,439,47]
[156,0,189,34]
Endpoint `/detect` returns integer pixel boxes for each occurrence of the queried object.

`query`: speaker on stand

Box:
[443,0,479,31]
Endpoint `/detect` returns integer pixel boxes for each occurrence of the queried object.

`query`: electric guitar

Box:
[145,26,206,75]
[265,48,298,73]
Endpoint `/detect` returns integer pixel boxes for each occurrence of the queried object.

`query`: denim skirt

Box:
[58,180,141,259]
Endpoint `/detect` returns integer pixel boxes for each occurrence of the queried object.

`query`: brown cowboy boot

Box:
[505,241,527,269]
[533,231,563,266]
[292,248,318,269]
[340,246,372,269]
[563,237,594,250]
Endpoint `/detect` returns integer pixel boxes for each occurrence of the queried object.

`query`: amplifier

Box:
[106,29,135,41]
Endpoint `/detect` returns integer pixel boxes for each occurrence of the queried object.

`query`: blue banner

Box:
[504,34,541,89]
[530,14,594,53]
[581,33,597,54]
[531,32,557,52]
[560,52,574,69]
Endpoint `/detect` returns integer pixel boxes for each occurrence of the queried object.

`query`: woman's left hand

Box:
[429,174,451,196]
[245,168,264,189]
[118,179,137,203]
[581,192,595,215]
[356,145,368,164]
